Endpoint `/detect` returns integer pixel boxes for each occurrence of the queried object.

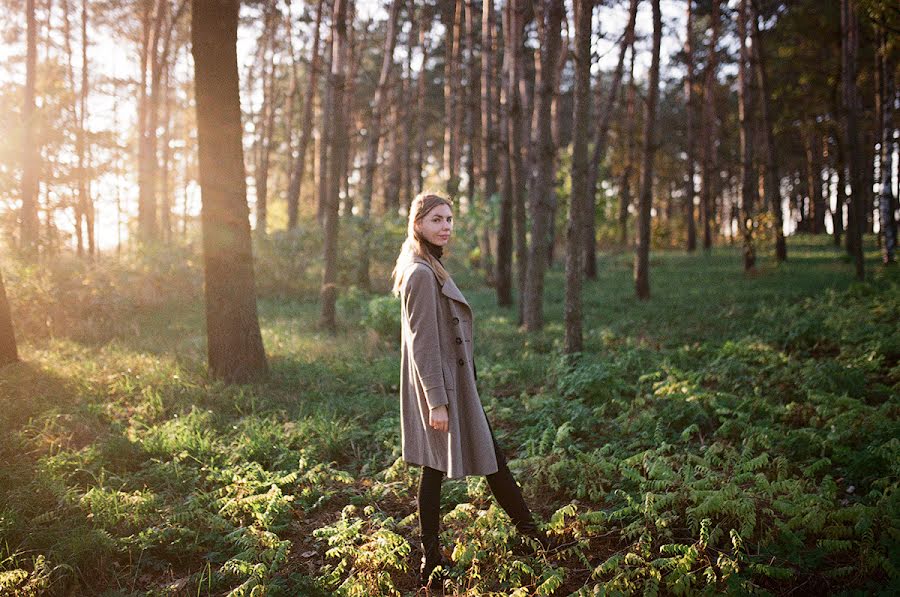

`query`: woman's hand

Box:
[429,405,449,433]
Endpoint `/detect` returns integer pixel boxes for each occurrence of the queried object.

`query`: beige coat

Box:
[398,257,498,478]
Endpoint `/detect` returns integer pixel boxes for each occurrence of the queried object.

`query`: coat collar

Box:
[411,257,471,310]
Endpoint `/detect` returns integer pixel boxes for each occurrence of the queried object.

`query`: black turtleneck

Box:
[422,239,444,261]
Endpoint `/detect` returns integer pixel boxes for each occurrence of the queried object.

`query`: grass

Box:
[0,234,897,596]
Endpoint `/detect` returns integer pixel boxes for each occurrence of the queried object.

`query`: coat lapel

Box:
[412,257,471,311]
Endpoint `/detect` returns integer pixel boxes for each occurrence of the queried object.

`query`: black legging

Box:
[417,422,534,539]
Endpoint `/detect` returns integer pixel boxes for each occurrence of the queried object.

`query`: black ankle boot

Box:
[419,535,448,588]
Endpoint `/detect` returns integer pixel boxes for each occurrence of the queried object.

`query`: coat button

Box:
[458,358,465,366]
[452,317,460,324]
[455,337,462,344]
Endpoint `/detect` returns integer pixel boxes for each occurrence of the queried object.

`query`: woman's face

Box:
[416,203,453,247]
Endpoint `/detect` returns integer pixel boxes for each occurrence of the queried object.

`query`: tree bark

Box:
[21,0,40,255]
[504,0,528,317]
[443,1,463,197]
[286,0,324,229]
[684,0,697,252]
[749,3,786,261]
[191,0,268,383]
[0,269,17,366]
[254,2,278,237]
[634,0,661,300]
[841,0,865,280]
[413,7,431,197]
[317,31,333,227]
[496,0,513,306]
[876,23,896,264]
[586,0,638,273]
[834,135,846,247]
[480,0,501,292]
[565,0,591,354]
[320,0,349,332]
[619,48,637,247]
[523,0,562,331]
[738,0,755,271]
[700,0,720,251]
[357,0,401,290]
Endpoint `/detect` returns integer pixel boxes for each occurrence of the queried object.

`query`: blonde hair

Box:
[391,192,453,294]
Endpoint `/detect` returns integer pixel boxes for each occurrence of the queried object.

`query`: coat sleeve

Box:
[403,266,449,411]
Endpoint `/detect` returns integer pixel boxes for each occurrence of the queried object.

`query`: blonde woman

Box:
[392,192,549,588]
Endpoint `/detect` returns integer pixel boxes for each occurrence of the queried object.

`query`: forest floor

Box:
[1,235,898,596]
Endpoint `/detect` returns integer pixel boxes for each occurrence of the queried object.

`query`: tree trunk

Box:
[634,0,661,300]
[254,3,277,237]
[480,0,502,294]
[443,1,462,197]
[191,0,268,383]
[401,31,413,209]
[523,0,562,331]
[586,0,638,274]
[341,0,357,216]
[505,0,527,318]
[63,0,84,255]
[138,1,163,243]
[684,0,697,252]
[841,0,865,280]
[565,0,591,354]
[700,0,720,251]
[21,0,40,255]
[357,0,401,290]
[320,0,349,332]
[317,32,333,227]
[619,48,637,247]
[413,6,431,197]
[0,269,17,366]
[834,135,846,246]
[750,4,785,261]
[496,0,513,306]
[287,0,324,230]
[877,24,896,264]
[738,0,755,272]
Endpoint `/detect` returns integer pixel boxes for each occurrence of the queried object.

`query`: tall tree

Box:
[443,0,463,197]
[496,0,514,306]
[683,0,698,252]
[480,0,501,292]
[21,0,40,254]
[565,0,592,354]
[841,0,865,280]
[634,0,661,300]
[357,0,401,290]
[876,22,896,264]
[737,0,756,271]
[585,0,638,275]
[320,0,349,332]
[254,1,278,237]
[413,6,431,197]
[286,0,325,230]
[523,0,563,331]
[0,269,18,366]
[191,0,268,382]
[700,0,720,250]
[513,1,529,325]
[749,1,786,262]
[138,0,188,244]
[619,47,637,247]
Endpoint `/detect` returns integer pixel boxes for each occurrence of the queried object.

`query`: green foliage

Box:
[1,237,897,594]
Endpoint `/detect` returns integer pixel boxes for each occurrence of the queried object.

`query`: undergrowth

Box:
[0,235,897,595]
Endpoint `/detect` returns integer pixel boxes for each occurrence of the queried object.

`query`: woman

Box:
[391,192,548,588]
